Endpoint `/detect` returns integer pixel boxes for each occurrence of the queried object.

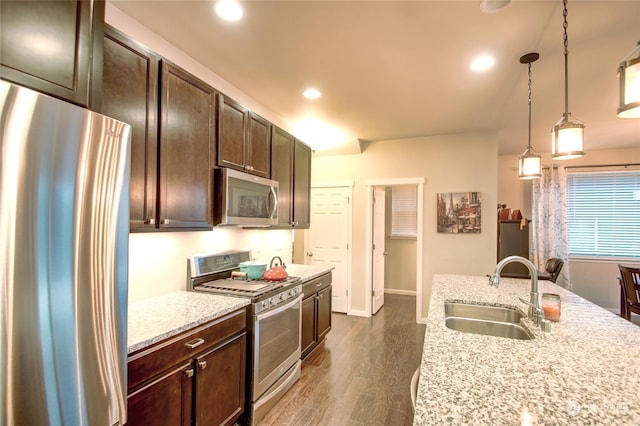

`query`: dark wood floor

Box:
[259,294,426,426]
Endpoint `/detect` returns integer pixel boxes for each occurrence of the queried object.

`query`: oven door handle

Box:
[256,294,302,320]
[268,186,278,220]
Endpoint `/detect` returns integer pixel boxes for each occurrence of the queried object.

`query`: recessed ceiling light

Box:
[470,55,495,71]
[480,0,511,13]
[215,0,243,22]
[303,88,322,99]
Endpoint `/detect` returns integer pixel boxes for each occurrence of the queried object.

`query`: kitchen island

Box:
[414,274,640,425]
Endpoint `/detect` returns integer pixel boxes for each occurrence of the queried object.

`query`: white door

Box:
[306,186,350,313]
[372,186,386,314]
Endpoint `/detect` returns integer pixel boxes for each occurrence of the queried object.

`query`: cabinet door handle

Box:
[144,218,155,225]
[161,218,171,225]
[198,360,207,370]
[184,338,205,349]
[185,369,194,378]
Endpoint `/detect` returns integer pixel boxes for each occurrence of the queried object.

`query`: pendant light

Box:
[617,41,640,119]
[519,52,541,180]
[551,0,585,160]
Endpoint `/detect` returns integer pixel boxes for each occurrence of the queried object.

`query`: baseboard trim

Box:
[348,309,370,318]
[384,288,416,296]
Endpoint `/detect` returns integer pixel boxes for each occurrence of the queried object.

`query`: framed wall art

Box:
[437,192,481,233]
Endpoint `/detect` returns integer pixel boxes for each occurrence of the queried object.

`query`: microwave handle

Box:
[268,186,278,219]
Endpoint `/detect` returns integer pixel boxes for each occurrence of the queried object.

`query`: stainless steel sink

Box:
[444,302,534,340]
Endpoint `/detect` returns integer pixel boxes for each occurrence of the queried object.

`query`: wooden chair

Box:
[538,258,564,283]
[618,265,640,321]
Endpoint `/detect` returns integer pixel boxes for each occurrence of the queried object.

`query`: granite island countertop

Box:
[128,291,249,354]
[413,274,640,425]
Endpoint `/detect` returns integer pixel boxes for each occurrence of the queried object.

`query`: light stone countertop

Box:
[127,291,249,354]
[126,265,333,355]
[286,264,334,283]
[413,274,640,425]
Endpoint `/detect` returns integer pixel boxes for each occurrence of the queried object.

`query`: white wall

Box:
[498,147,640,311]
[128,229,292,302]
[106,4,294,303]
[312,132,498,319]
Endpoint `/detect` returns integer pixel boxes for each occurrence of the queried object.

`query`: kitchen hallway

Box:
[259,294,426,426]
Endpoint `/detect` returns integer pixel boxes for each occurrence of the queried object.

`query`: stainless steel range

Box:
[187,250,302,426]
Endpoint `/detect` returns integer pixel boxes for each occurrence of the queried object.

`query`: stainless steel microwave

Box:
[214,168,278,226]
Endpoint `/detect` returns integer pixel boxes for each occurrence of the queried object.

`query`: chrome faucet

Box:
[489,256,549,330]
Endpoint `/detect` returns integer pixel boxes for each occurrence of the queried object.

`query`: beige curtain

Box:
[531,166,571,288]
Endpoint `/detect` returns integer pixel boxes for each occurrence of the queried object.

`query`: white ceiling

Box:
[111,0,640,156]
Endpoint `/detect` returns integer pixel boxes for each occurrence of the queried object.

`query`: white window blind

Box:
[391,185,417,238]
[567,171,640,259]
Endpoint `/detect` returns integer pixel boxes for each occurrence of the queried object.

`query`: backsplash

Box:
[128,228,293,302]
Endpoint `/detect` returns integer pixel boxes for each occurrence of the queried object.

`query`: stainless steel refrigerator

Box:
[1,80,131,425]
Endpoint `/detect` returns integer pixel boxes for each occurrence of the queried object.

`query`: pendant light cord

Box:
[527,61,533,150]
[563,0,569,119]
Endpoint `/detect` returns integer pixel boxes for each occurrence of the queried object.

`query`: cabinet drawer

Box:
[128,308,246,392]
[301,272,332,298]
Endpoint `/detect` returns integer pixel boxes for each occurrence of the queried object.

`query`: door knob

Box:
[307,252,313,257]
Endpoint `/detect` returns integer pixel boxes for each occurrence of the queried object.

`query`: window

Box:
[391,185,417,238]
[567,171,640,259]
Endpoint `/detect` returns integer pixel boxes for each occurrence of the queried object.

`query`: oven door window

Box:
[255,298,301,391]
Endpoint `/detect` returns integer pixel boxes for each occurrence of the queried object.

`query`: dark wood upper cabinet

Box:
[102,25,159,230]
[103,28,216,232]
[158,60,216,230]
[246,112,271,177]
[271,126,294,227]
[270,126,312,228]
[217,95,245,170]
[0,0,104,108]
[293,139,312,228]
[217,94,271,178]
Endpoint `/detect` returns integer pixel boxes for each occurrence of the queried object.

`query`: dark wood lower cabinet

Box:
[127,361,193,426]
[195,334,246,426]
[317,286,332,343]
[127,308,247,426]
[301,293,317,356]
[301,272,332,359]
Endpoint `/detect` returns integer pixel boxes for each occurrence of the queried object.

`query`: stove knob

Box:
[269,297,276,306]
[261,300,268,309]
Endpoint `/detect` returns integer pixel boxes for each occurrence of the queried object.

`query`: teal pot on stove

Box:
[239,261,268,279]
